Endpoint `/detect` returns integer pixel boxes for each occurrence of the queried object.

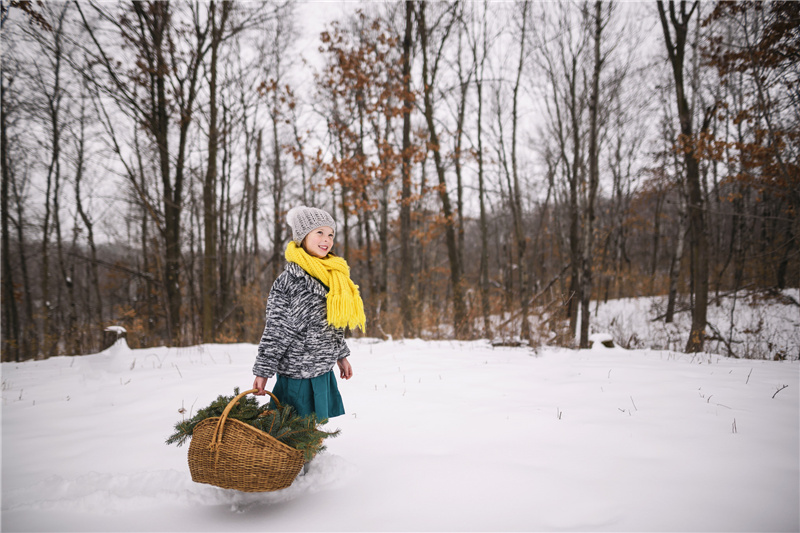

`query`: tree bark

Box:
[657,0,708,352]
[399,0,414,337]
[473,3,491,338]
[511,0,530,340]
[72,84,102,352]
[580,1,604,349]
[39,4,69,356]
[202,1,229,343]
[567,56,582,344]
[454,13,470,279]
[1,63,20,362]
[270,86,284,283]
[665,201,686,324]
[419,1,468,339]
[253,129,262,275]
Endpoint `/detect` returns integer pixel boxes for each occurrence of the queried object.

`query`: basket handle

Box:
[208,388,281,453]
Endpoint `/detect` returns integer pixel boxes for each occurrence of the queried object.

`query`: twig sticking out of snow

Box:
[772,385,788,399]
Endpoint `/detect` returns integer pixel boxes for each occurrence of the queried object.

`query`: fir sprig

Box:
[166,388,339,462]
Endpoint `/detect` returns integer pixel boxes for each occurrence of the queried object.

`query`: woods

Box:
[1,1,798,362]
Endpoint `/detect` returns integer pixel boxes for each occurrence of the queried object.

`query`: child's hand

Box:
[337,358,353,380]
[253,376,268,395]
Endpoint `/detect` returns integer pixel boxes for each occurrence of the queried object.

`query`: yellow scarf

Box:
[285,241,366,331]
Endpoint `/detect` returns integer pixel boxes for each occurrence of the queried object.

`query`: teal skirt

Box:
[271,370,345,421]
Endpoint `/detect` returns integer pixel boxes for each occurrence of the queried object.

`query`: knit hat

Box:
[286,206,336,245]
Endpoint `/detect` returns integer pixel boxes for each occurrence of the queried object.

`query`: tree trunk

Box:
[399,0,414,337]
[650,192,663,287]
[202,1,228,343]
[54,145,77,355]
[130,1,183,344]
[580,1,604,349]
[665,205,686,323]
[271,86,284,284]
[74,84,103,345]
[567,63,582,344]
[657,0,708,352]
[340,184,350,262]
[511,0,530,340]
[41,9,66,356]
[398,0,415,338]
[219,98,234,327]
[1,69,20,362]
[454,18,470,279]
[12,178,36,358]
[253,129,262,278]
[419,1,468,339]
[474,4,491,338]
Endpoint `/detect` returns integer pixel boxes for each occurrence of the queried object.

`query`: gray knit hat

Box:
[286,206,336,245]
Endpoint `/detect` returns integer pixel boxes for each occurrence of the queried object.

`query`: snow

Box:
[2,337,798,532]
[588,333,614,347]
[591,290,800,360]
[104,326,128,335]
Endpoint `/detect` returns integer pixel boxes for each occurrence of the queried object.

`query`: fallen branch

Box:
[67,251,158,283]
[706,321,740,358]
[651,284,758,322]
[497,264,570,329]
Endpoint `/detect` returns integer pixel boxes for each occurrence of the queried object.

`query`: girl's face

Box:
[302,226,335,258]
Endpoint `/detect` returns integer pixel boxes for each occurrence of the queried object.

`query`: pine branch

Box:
[166,388,339,462]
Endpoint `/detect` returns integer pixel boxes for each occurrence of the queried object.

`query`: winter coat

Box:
[253,262,350,380]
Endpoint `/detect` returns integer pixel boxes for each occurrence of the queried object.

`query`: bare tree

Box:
[200,1,236,343]
[535,1,590,344]
[1,16,21,361]
[657,0,708,352]
[579,1,611,348]
[399,0,415,337]
[469,1,492,338]
[77,1,212,343]
[418,1,469,338]
[72,78,103,344]
[510,0,531,340]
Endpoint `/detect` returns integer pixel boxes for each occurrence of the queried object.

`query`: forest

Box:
[1,0,797,362]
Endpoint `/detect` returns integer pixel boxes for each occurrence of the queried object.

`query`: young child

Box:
[252,206,365,424]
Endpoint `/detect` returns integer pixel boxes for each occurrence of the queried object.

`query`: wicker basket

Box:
[187,388,304,492]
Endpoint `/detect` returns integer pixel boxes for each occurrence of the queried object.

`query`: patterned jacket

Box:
[253,262,350,380]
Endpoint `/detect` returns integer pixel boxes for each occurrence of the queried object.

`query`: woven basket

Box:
[188,388,304,492]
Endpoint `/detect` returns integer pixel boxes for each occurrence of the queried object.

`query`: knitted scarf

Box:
[285,241,366,331]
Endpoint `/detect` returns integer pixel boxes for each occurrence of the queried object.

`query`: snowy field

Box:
[591,290,800,360]
[2,337,798,532]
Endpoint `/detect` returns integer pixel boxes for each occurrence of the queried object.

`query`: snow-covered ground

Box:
[591,290,800,360]
[2,336,798,532]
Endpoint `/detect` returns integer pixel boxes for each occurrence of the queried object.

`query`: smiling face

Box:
[302,226,335,258]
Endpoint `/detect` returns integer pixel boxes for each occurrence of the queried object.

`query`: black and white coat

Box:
[253,262,350,380]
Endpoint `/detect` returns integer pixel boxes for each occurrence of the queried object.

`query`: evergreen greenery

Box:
[166,388,339,462]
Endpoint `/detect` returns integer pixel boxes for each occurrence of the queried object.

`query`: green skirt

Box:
[271,370,345,421]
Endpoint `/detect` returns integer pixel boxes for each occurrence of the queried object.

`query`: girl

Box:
[252,206,365,424]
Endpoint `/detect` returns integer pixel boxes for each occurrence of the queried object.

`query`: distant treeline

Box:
[2,1,797,361]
